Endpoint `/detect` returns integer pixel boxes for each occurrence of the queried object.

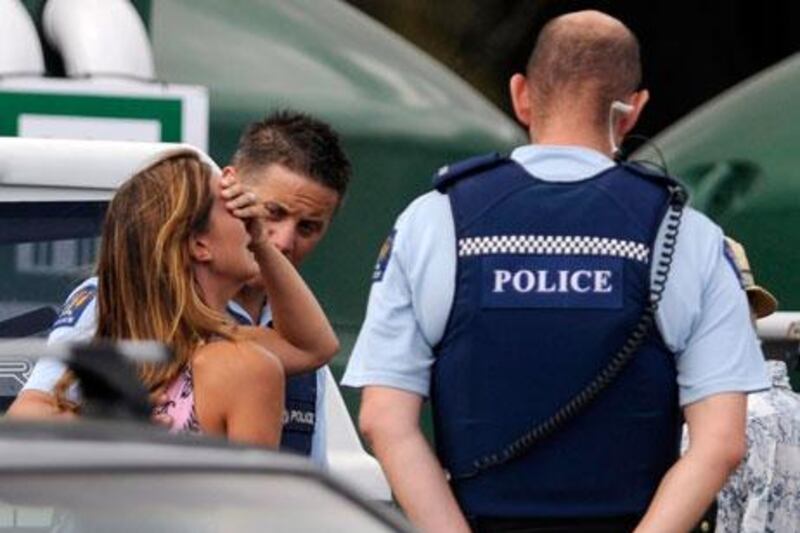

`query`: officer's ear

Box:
[510,73,533,127]
[619,89,650,137]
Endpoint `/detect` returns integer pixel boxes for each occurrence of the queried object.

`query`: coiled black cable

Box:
[453,185,687,481]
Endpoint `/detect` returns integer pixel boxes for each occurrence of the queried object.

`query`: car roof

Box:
[0,137,219,201]
[0,419,412,532]
[0,419,309,472]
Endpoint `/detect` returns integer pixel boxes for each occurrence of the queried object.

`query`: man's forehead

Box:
[268,197,334,220]
[245,165,336,193]
[259,188,338,224]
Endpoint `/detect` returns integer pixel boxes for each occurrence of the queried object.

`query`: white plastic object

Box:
[0,339,170,364]
[43,0,155,80]
[322,367,392,501]
[0,137,219,198]
[0,0,45,76]
[610,100,634,114]
[757,311,800,341]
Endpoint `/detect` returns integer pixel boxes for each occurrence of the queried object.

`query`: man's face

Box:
[237,164,340,267]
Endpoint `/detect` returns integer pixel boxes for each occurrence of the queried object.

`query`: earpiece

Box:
[610,100,634,114]
[608,100,634,157]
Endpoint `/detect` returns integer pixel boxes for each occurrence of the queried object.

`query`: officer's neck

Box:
[532,128,614,158]
[234,285,267,324]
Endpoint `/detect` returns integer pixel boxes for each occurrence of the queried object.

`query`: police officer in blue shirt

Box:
[343,10,769,533]
[10,111,350,467]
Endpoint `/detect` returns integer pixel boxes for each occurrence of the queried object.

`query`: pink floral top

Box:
[154,366,201,435]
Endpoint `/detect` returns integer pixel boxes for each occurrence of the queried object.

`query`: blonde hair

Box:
[55,151,235,411]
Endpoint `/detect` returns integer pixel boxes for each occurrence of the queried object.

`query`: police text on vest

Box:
[492,269,613,294]
[481,256,624,309]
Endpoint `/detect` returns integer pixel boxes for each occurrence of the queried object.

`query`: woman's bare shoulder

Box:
[192,340,284,389]
[191,340,285,442]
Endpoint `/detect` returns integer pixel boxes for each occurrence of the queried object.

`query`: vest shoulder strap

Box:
[432,152,506,192]
[621,161,689,206]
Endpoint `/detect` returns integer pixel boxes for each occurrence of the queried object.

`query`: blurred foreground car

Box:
[0,420,410,532]
[0,338,410,533]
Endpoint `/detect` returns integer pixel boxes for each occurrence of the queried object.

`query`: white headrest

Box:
[0,0,45,76]
[43,0,154,80]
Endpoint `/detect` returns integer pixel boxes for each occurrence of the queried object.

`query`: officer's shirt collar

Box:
[510,144,616,183]
[226,300,271,327]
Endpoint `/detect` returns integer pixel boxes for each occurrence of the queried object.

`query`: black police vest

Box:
[227,306,316,455]
[432,154,681,519]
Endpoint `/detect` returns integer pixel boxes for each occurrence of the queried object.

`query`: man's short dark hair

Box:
[526,11,641,126]
[232,110,351,198]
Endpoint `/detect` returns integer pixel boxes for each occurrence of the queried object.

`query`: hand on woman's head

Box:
[220,174,268,245]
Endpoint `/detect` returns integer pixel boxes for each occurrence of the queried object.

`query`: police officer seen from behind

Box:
[343,10,769,533]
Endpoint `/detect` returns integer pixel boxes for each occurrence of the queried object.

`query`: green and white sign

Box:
[0,78,207,150]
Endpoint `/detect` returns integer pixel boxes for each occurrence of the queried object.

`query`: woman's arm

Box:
[193,341,285,448]
[223,177,339,373]
[251,237,339,357]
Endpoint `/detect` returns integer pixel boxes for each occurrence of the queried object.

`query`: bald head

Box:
[525,10,641,126]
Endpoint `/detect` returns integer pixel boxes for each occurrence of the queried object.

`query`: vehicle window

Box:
[0,503,52,531]
[0,236,98,325]
[0,201,105,409]
[0,472,401,532]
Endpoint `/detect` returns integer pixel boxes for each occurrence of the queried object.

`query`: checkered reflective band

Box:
[458,235,650,264]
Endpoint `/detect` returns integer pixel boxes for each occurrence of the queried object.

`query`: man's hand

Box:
[220,174,268,245]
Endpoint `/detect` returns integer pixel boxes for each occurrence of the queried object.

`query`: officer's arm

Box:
[6,358,72,420]
[359,386,470,533]
[7,283,92,420]
[634,392,747,533]
[6,389,72,419]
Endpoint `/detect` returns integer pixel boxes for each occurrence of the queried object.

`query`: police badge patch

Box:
[372,229,397,282]
[52,284,97,329]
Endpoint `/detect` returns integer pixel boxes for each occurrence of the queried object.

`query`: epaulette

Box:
[432,152,505,192]
[621,160,690,206]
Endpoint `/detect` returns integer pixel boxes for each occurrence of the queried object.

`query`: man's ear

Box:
[619,89,650,137]
[222,166,237,180]
[509,73,533,127]
[189,233,213,263]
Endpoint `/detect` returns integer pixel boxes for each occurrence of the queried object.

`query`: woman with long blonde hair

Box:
[54,149,338,447]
